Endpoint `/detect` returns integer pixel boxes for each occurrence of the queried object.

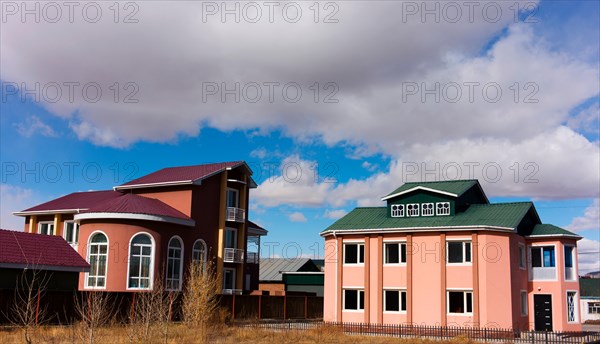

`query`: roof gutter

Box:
[320,225,514,237]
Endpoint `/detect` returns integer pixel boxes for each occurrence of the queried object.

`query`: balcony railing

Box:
[226,207,246,223]
[247,252,259,264]
[221,289,242,295]
[224,248,245,263]
[531,267,557,280]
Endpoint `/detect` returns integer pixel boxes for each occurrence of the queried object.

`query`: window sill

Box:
[383,263,407,266]
[343,263,365,267]
[342,309,364,313]
[383,311,407,314]
[446,263,472,266]
[447,313,473,316]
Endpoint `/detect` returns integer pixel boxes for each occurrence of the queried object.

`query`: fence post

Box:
[258,295,262,320]
[304,296,308,320]
[35,288,40,326]
[130,292,136,322]
[232,293,236,321]
[283,295,287,321]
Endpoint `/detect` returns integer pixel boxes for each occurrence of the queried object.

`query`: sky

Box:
[1,0,599,273]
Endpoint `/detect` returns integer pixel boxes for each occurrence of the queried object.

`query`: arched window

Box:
[192,239,207,265]
[128,233,153,289]
[166,236,183,291]
[86,232,108,288]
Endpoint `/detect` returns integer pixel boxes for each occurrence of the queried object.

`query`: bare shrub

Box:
[74,291,116,344]
[182,258,220,343]
[4,266,52,344]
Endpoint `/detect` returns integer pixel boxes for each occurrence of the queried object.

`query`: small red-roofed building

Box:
[0,229,89,291]
[14,161,267,294]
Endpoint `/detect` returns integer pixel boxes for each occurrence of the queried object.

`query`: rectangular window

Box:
[564,246,575,280]
[38,222,54,235]
[567,291,577,322]
[391,204,404,217]
[447,241,472,264]
[344,289,364,310]
[344,243,364,264]
[589,302,600,314]
[518,244,526,269]
[384,290,407,312]
[384,243,407,264]
[531,246,555,267]
[421,203,434,216]
[225,228,237,249]
[63,221,79,245]
[223,268,235,290]
[448,291,473,314]
[520,291,528,316]
[226,188,239,208]
[436,202,450,215]
[406,203,419,217]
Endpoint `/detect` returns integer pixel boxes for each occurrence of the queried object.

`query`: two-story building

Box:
[14,161,266,294]
[321,180,582,331]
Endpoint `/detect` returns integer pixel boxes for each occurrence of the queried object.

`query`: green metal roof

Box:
[384,180,479,199]
[526,224,580,238]
[322,202,534,234]
[580,278,600,298]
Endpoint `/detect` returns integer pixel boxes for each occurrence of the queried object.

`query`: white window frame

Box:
[166,236,184,291]
[383,241,407,265]
[588,302,600,314]
[446,240,472,265]
[421,203,434,216]
[63,221,79,246]
[126,232,155,291]
[436,202,451,216]
[530,245,556,268]
[343,242,365,265]
[566,290,578,323]
[38,221,55,235]
[518,243,526,270]
[84,231,109,290]
[520,290,528,316]
[563,245,577,281]
[383,289,407,313]
[406,203,419,217]
[447,289,473,315]
[391,204,404,218]
[342,288,365,312]
[226,188,239,208]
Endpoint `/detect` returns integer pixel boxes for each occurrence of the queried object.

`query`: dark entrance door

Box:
[534,294,553,331]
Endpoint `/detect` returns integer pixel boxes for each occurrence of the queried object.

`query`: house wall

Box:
[526,238,581,331]
[77,220,199,292]
[323,231,582,331]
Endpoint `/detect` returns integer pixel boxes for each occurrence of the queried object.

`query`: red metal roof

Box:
[83,193,192,221]
[117,161,246,188]
[17,190,122,214]
[0,229,89,271]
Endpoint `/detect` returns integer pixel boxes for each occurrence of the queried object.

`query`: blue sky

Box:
[1,0,599,272]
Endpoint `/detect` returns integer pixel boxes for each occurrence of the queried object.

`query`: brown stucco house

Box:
[14,161,267,294]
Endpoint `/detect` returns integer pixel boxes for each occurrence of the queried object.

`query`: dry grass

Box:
[0,324,485,344]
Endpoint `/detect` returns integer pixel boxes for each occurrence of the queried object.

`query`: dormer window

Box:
[391,204,404,217]
[436,202,450,216]
[422,203,434,216]
[406,204,419,217]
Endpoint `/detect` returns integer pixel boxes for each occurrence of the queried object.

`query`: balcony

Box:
[224,248,245,263]
[247,252,259,264]
[226,207,245,223]
[531,267,557,280]
[222,289,242,295]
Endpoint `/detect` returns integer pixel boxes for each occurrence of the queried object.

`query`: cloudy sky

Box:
[1,0,598,273]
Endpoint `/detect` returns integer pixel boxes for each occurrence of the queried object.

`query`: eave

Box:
[74,212,195,227]
[320,225,515,237]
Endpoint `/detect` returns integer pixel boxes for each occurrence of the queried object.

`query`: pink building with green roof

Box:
[321,180,582,331]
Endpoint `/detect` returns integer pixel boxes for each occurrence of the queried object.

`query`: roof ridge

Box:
[403,179,478,184]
